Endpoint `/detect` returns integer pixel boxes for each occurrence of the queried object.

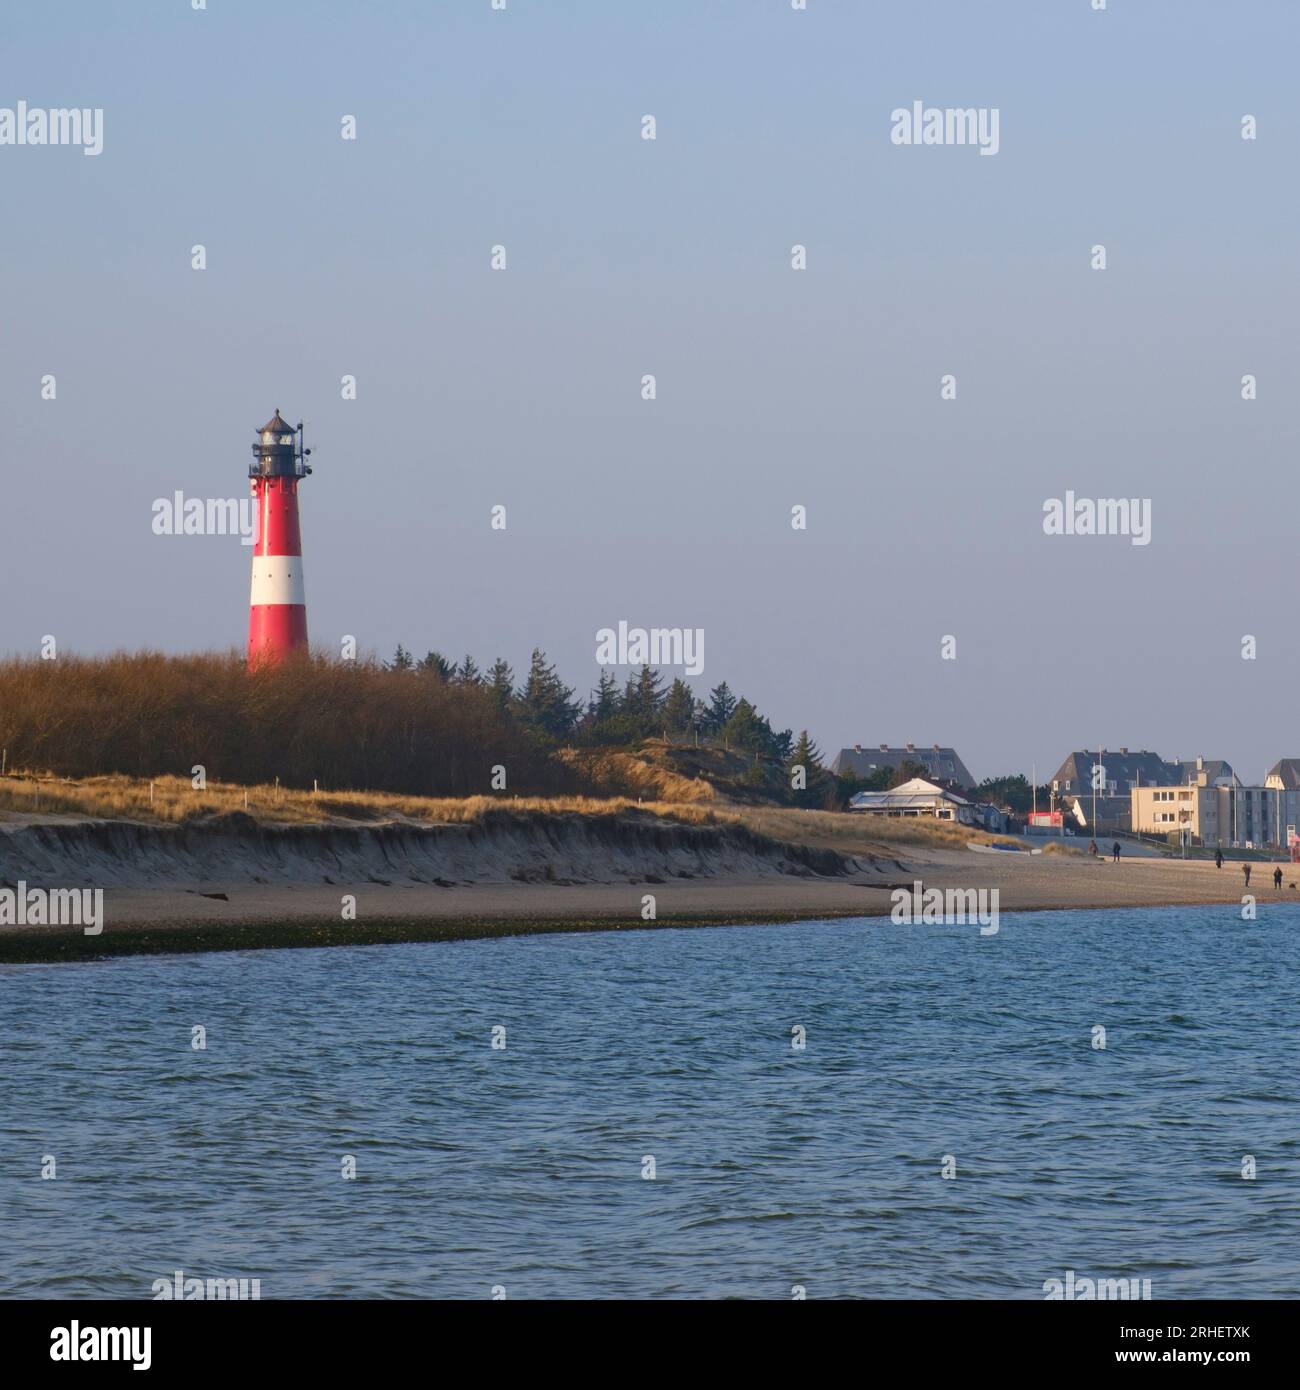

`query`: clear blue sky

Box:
[2,0,1298,782]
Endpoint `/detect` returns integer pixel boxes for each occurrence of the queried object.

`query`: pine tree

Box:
[418,651,455,680]
[632,665,665,719]
[590,669,620,723]
[487,658,515,715]
[455,655,483,686]
[788,729,824,806]
[387,644,414,672]
[722,698,768,753]
[517,648,580,741]
[621,670,640,714]
[705,681,736,734]
[576,669,625,746]
[662,679,695,735]
[790,729,823,771]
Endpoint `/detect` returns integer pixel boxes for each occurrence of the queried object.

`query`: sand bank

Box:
[0,809,1288,962]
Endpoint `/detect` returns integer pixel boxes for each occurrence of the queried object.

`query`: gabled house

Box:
[1049,747,1176,832]
[831,743,974,790]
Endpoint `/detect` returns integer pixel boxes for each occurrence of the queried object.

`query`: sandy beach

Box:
[2,828,1288,963]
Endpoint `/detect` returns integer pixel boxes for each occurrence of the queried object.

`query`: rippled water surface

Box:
[2,905,1299,1299]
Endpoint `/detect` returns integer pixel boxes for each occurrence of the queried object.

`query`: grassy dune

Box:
[729,805,1022,854]
[0,771,663,826]
[0,767,1016,856]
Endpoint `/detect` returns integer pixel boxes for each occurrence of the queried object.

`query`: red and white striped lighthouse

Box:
[247,409,312,667]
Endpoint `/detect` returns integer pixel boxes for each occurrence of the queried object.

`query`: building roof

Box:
[831,744,975,789]
[258,409,295,437]
[1169,758,1237,787]
[849,777,970,811]
[1266,759,1300,789]
[1049,748,1176,794]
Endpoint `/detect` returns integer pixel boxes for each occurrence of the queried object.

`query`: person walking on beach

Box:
[1111,841,1121,863]
[1274,867,1283,890]
[1242,862,1251,888]
[1215,849,1223,869]
[1089,839,1098,858]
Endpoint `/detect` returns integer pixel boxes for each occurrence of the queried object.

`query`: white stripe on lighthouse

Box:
[250,557,306,606]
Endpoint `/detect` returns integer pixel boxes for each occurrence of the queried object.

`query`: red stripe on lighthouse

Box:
[248,475,308,665]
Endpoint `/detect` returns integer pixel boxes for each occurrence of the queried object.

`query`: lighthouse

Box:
[247,409,312,666]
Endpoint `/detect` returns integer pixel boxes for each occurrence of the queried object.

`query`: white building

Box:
[848,777,974,824]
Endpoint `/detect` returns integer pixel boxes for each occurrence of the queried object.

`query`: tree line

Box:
[0,652,564,798]
[0,643,1042,813]
[385,645,795,760]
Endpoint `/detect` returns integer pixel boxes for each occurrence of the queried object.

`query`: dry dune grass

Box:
[0,768,1014,858]
[556,747,716,803]
[733,805,1021,854]
[0,770,720,828]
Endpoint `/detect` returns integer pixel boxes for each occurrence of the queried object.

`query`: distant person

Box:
[1274,867,1283,890]
[1215,849,1223,869]
[1111,841,1121,863]
[1242,863,1251,888]
[1089,839,1098,858]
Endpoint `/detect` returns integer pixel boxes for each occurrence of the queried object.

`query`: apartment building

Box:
[1131,775,1285,848]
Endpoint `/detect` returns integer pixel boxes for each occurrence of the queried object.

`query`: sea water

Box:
[1,904,1297,1299]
